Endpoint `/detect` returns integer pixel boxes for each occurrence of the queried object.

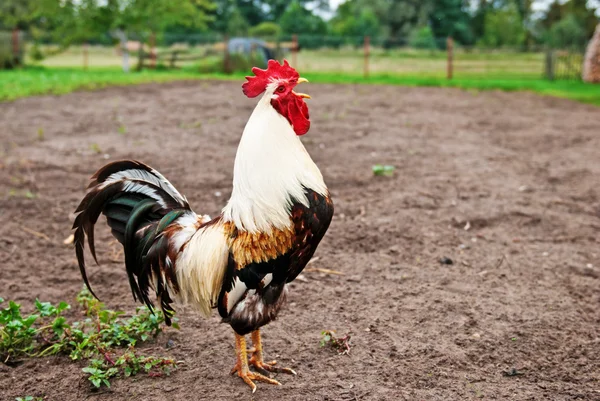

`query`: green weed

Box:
[0,289,179,389]
[372,165,395,177]
[89,143,102,154]
[319,330,351,355]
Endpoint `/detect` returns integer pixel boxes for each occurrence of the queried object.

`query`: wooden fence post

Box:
[447,36,454,80]
[545,49,555,80]
[170,51,178,69]
[364,36,370,78]
[223,35,231,74]
[136,39,144,71]
[12,27,20,66]
[292,34,298,67]
[83,42,89,70]
[150,32,156,69]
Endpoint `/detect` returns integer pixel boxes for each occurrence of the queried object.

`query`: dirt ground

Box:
[1,81,599,401]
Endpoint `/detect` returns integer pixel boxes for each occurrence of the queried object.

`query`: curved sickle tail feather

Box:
[72,160,198,325]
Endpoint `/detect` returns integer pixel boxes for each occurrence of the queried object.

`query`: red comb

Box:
[242,59,300,98]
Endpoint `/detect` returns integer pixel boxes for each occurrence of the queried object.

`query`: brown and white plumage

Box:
[73,60,333,392]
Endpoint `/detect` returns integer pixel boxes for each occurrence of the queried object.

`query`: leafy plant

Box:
[0,289,179,388]
[319,330,351,355]
[82,358,118,388]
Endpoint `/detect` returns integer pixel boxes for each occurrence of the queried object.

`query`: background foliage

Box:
[0,0,597,51]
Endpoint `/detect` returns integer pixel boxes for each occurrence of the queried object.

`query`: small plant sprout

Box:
[372,165,395,177]
[319,330,351,355]
[118,124,127,135]
[90,143,102,154]
[37,128,44,141]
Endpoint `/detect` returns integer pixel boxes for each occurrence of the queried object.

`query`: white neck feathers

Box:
[222,94,327,233]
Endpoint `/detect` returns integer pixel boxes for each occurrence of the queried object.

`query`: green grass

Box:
[304,72,600,106]
[0,67,204,101]
[1,67,599,106]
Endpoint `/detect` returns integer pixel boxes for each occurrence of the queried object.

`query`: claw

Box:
[231,333,282,392]
[232,364,281,392]
[249,356,297,375]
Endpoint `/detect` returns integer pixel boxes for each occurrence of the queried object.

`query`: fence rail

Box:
[1,30,588,81]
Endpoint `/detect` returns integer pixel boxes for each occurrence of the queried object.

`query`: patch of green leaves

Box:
[0,288,179,389]
[372,164,395,177]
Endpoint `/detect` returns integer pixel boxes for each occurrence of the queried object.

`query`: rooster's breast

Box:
[218,188,333,335]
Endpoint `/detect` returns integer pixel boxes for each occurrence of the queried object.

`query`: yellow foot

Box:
[232,332,282,393]
[230,360,281,393]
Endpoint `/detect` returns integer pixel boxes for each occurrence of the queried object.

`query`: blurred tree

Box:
[235,0,265,26]
[540,0,598,43]
[471,0,488,40]
[328,0,432,45]
[279,1,327,36]
[513,0,533,23]
[116,0,214,71]
[248,22,282,37]
[226,6,250,35]
[210,0,264,33]
[429,0,474,45]
[0,0,37,30]
[541,0,563,29]
[479,1,525,46]
[120,0,214,35]
[330,7,381,39]
[68,0,106,44]
[359,0,432,39]
[0,0,79,65]
[262,0,329,21]
[562,0,598,38]
[409,26,437,49]
[547,13,588,48]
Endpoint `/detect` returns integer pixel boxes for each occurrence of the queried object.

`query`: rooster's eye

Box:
[276,86,286,93]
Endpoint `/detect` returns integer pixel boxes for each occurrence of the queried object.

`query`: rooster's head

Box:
[242,59,310,136]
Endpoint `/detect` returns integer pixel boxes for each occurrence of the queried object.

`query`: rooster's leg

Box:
[249,329,297,375]
[230,333,281,393]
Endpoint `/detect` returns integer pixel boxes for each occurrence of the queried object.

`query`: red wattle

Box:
[271,94,310,136]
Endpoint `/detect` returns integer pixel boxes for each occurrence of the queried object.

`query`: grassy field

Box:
[1,67,598,106]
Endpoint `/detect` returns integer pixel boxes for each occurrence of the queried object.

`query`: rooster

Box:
[73,60,333,392]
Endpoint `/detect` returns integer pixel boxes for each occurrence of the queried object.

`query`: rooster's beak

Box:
[294,92,311,99]
[294,77,310,99]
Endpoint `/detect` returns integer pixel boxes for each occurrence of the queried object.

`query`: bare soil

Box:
[1,82,599,401]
